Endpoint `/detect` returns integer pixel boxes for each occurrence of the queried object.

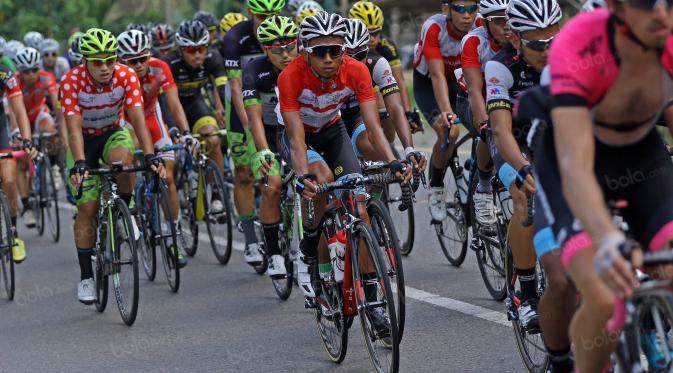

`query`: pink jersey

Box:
[549,9,673,107]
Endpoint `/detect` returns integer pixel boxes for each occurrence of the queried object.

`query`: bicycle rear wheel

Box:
[350,220,399,373]
[368,199,406,342]
[155,180,180,292]
[384,182,415,256]
[315,280,350,363]
[434,158,469,266]
[110,199,139,326]
[177,169,198,257]
[41,157,60,242]
[204,160,233,265]
[135,185,156,281]
[0,190,14,300]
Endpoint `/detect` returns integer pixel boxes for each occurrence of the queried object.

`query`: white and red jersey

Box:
[60,64,144,135]
[278,56,376,132]
[413,13,482,78]
[15,70,57,123]
[139,58,176,119]
[455,26,502,92]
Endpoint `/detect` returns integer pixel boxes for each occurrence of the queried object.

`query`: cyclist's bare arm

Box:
[463,66,488,126]
[361,100,396,163]
[491,109,528,171]
[8,95,31,140]
[391,65,411,112]
[245,104,269,151]
[382,91,414,150]
[282,110,308,176]
[163,87,190,133]
[427,58,453,126]
[552,106,615,241]
[229,76,248,128]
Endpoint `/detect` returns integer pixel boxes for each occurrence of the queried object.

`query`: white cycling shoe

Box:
[78,278,96,305]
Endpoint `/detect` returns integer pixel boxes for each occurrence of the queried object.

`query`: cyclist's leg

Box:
[0,158,18,228]
[148,106,179,220]
[255,127,282,256]
[15,151,30,217]
[224,96,258,252]
[101,128,136,204]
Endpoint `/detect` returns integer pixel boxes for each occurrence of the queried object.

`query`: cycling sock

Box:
[49,154,58,168]
[120,192,132,207]
[546,345,572,373]
[516,267,538,301]
[429,163,447,188]
[10,216,16,228]
[300,227,319,258]
[21,197,30,210]
[240,214,258,245]
[262,221,281,256]
[77,248,94,280]
[477,168,492,194]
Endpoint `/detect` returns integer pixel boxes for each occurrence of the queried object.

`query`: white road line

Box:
[61,200,509,328]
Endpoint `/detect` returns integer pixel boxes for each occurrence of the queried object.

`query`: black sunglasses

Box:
[305,44,345,59]
[20,67,39,74]
[451,4,479,13]
[520,35,555,52]
[43,52,58,57]
[122,54,151,65]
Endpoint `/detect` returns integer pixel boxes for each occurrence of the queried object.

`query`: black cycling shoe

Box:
[519,298,540,333]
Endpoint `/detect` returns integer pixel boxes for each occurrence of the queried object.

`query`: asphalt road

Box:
[0,134,529,373]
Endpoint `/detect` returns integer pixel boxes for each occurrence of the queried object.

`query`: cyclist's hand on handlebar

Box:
[215,109,226,128]
[440,112,458,129]
[406,109,423,134]
[514,165,535,195]
[145,154,166,179]
[22,139,38,160]
[182,131,199,156]
[595,233,637,298]
[69,159,89,188]
[253,149,274,177]
[389,159,411,184]
[296,174,317,200]
[405,150,427,173]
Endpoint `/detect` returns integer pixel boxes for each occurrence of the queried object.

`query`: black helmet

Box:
[176,20,210,47]
[193,10,218,30]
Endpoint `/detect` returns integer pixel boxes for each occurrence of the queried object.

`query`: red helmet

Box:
[151,24,175,50]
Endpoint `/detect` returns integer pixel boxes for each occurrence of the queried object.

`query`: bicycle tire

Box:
[31,159,44,236]
[367,199,406,342]
[177,168,199,257]
[93,249,108,313]
[42,157,60,242]
[253,220,268,275]
[388,147,415,256]
[110,198,139,326]
[434,157,469,266]
[349,220,399,373]
[505,227,549,373]
[0,190,15,300]
[155,180,180,292]
[314,279,350,363]
[204,159,233,265]
[135,184,156,281]
[271,224,293,301]
[469,172,507,301]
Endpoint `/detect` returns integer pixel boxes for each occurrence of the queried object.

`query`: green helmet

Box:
[248,0,285,14]
[257,15,298,44]
[79,28,117,56]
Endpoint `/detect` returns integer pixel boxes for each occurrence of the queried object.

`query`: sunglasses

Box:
[86,55,117,67]
[20,67,39,74]
[122,53,151,65]
[485,15,508,26]
[451,4,479,13]
[369,28,382,37]
[346,46,369,60]
[520,35,555,52]
[181,45,208,55]
[304,44,345,59]
[43,52,57,58]
[264,40,297,55]
[619,0,673,10]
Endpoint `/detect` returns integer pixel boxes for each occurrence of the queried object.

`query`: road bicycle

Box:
[29,132,60,242]
[0,150,24,301]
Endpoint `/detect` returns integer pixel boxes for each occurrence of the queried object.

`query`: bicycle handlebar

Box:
[440,114,462,151]
[74,163,149,200]
[133,144,184,155]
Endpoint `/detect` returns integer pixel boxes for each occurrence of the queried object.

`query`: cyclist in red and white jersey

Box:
[117,30,195,268]
[412,0,482,221]
[455,0,509,227]
[13,47,65,228]
[62,28,164,305]
[278,12,408,311]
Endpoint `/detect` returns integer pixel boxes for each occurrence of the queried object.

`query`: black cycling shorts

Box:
[182,97,214,131]
[536,126,673,267]
[413,70,459,126]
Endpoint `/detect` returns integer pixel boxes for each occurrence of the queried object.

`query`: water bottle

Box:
[327,229,346,282]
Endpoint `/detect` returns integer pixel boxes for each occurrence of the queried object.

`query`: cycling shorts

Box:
[277,126,325,168]
[536,126,673,269]
[66,127,135,206]
[183,97,218,134]
[413,70,459,126]
[33,108,54,132]
[251,125,281,181]
[225,95,256,168]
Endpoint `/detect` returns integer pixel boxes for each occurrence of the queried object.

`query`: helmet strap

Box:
[306,54,338,89]
[612,14,664,54]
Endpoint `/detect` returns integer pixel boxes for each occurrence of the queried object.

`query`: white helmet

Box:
[287,0,308,13]
[5,40,24,61]
[299,11,347,43]
[117,30,151,58]
[344,19,369,50]
[297,0,324,13]
[480,0,509,16]
[581,0,605,11]
[40,38,60,54]
[506,0,561,32]
[15,47,41,71]
[23,31,44,49]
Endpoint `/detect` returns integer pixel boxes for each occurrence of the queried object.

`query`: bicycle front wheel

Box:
[177,168,198,257]
[155,180,180,292]
[109,199,140,326]
[204,159,233,265]
[0,190,14,300]
[135,185,156,281]
[350,220,399,373]
[42,157,60,242]
[367,199,406,342]
[434,158,469,266]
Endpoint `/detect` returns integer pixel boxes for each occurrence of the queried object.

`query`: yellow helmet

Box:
[295,8,320,25]
[220,12,248,33]
[348,1,384,31]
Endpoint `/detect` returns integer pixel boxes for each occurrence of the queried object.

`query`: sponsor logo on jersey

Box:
[225,60,239,68]
[242,89,255,97]
[240,35,250,44]
[334,166,343,176]
[259,71,270,78]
